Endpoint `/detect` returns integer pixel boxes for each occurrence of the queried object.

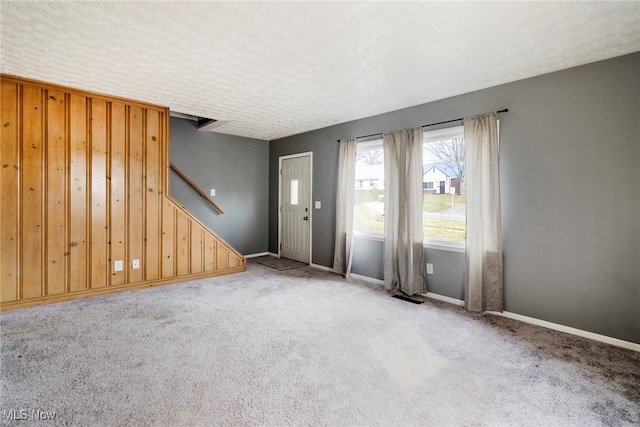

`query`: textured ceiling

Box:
[1,1,639,141]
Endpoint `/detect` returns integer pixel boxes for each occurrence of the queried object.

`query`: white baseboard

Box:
[488,311,640,353]
[244,252,269,259]
[421,292,639,352]
[310,263,338,273]
[423,292,465,307]
[349,273,385,286]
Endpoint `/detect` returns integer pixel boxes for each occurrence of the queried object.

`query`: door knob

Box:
[303,216,309,221]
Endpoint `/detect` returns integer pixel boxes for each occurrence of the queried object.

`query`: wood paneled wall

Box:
[0,76,245,310]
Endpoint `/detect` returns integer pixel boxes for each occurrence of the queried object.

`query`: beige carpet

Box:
[1,261,639,426]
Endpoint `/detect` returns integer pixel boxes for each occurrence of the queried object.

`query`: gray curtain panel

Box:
[383,128,425,295]
[463,112,503,312]
[333,138,356,275]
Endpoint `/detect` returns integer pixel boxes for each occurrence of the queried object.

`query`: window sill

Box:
[352,233,465,253]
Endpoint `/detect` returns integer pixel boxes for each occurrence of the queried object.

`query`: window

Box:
[354,139,384,235]
[352,126,466,248]
[290,179,299,205]
[423,126,465,247]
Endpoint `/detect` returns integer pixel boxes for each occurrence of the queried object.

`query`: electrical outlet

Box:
[426,263,434,275]
[315,201,321,209]
[210,189,215,197]
[132,259,140,269]
[114,260,123,272]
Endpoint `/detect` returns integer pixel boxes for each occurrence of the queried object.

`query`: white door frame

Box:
[278,151,313,263]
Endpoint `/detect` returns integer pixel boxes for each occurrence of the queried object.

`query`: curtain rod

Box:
[347,108,509,141]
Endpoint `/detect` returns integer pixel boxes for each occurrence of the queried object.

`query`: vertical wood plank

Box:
[176,212,190,275]
[144,110,161,280]
[216,241,229,271]
[90,99,108,289]
[128,106,144,283]
[204,234,215,273]
[45,90,68,295]
[228,252,239,269]
[190,225,203,274]
[1,81,19,301]
[69,94,88,292]
[161,201,175,278]
[21,85,45,299]
[109,102,126,286]
[0,76,246,311]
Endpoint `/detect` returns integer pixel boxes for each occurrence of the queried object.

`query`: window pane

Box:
[290,179,299,205]
[423,127,466,242]
[354,141,384,234]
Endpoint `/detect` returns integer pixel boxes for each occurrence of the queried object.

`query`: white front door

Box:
[280,154,311,263]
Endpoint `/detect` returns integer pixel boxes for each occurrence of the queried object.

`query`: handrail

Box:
[170,163,224,214]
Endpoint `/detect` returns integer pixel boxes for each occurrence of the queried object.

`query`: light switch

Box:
[210,189,216,197]
[426,263,434,275]
[132,259,140,269]
[315,201,321,209]
[114,260,123,272]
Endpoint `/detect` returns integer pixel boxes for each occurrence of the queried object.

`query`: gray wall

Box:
[269,52,640,344]
[350,238,384,280]
[269,136,339,267]
[348,240,465,301]
[170,117,269,255]
[424,248,465,300]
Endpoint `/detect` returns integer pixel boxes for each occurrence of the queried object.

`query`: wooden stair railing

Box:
[170,163,224,214]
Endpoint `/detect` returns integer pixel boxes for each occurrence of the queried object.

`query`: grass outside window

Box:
[354,190,466,242]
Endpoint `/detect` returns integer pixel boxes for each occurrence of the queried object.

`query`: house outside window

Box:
[423,126,466,248]
[353,126,467,251]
